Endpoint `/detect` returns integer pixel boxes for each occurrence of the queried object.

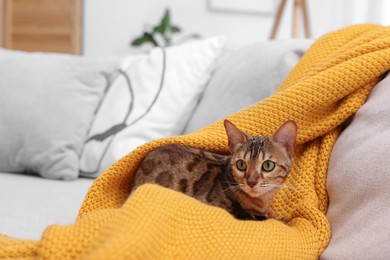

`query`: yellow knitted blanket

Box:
[2,24,390,259]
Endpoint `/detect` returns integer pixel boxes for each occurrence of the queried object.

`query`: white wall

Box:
[83,0,389,56]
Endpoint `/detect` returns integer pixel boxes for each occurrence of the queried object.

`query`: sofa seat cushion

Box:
[0,171,93,240]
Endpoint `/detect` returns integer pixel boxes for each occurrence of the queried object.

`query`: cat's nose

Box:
[247,179,258,188]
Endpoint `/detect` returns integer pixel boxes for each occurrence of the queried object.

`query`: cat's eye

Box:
[236,160,247,171]
[262,160,275,172]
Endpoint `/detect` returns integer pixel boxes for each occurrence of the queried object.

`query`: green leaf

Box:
[153,25,163,34]
[131,32,158,47]
[161,9,170,33]
[131,36,147,46]
[154,9,170,35]
[170,25,181,33]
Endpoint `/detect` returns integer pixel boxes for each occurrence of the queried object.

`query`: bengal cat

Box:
[131,120,297,220]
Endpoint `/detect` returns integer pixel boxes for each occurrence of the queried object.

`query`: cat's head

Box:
[224,120,297,198]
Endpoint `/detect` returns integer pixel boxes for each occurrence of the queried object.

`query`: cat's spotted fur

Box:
[131,120,297,220]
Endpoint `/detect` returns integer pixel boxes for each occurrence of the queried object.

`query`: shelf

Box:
[4,0,82,54]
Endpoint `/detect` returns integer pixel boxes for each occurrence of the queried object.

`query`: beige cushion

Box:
[321,73,390,259]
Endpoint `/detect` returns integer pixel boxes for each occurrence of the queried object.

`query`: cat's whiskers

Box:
[222,189,236,197]
[280,184,295,189]
[259,183,295,189]
[221,181,245,189]
[221,184,243,196]
[222,181,240,185]
[221,185,239,193]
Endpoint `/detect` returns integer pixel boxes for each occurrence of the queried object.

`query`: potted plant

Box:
[131,9,199,48]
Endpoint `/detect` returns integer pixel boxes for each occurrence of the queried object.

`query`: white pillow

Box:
[184,39,312,133]
[80,37,224,177]
[0,48,119,180]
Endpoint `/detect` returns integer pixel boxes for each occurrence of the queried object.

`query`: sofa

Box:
[0,37,311,239]
[0,24,389,259]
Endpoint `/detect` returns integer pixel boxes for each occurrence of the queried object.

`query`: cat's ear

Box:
[224,120,248,153]
[271,120,298,158]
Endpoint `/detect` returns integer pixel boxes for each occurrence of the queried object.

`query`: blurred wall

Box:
[83,0,389,56]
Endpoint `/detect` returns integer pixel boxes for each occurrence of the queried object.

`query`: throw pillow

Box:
[79,37,224,177]
[183,39,312,134]
[0,48,119,180]
[321,73,390,259]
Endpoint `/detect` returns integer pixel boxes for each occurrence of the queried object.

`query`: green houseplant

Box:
[131,9,199,48]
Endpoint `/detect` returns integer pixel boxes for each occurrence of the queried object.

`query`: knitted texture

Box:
[2,24,390,259]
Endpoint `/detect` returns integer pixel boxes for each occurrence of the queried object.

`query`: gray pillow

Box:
[321,73,390,259]
[0,49,119,180]
[183,39,312,134]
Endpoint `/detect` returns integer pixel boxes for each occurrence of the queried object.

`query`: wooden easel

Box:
[270,0,311,39]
